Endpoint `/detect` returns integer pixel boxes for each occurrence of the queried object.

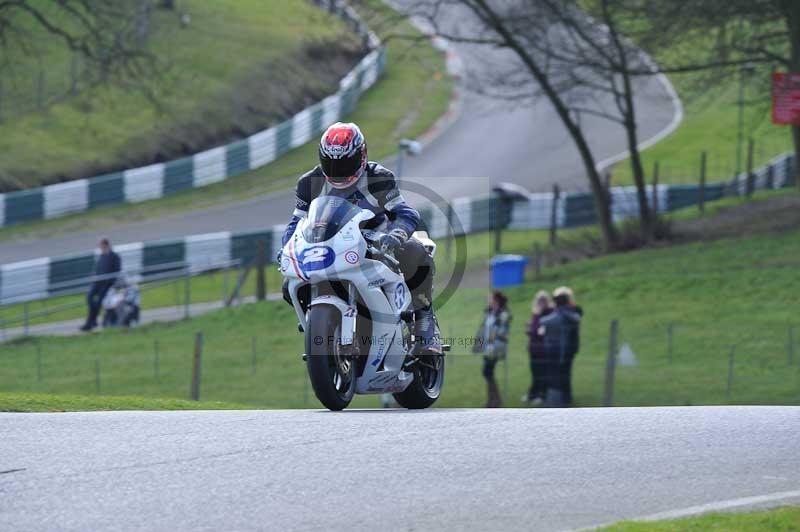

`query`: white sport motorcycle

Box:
[280,195,447,411]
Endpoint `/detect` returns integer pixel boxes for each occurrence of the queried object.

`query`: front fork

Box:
[308,282,357,347]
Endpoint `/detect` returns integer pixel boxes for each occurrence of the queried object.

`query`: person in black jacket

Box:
[539,288,582,406]
[554,286,583,404]
[80,238,121,332]
[523,290,553,406]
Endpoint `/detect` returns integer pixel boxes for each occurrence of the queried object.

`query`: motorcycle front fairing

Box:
[279,196,414,394]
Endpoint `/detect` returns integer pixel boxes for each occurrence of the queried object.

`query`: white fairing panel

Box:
[280,204,414,394]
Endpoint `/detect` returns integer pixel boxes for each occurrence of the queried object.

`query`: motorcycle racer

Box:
[281,122,441,355]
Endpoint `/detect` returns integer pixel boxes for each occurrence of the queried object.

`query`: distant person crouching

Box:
[81,239,121,332]
[522,290,553,406]
[539,288,581,407]
[473,291,512,408]
[102,276,141,328]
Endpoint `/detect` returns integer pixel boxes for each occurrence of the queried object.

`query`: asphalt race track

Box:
[2,407,799,531]
[0,2,679,264]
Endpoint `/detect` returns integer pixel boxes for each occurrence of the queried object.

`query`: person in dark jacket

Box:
[522,290,553,406]
[554,286,583,404]
[473,291,512,408]
[80,238,121,332]
[539,288,581,406]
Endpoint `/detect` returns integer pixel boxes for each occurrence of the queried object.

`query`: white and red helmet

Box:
[319,122,367,189]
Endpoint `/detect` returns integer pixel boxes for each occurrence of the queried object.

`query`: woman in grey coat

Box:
[474,291,512,408]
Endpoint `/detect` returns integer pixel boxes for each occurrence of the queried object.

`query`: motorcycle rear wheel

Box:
[306,305,355,411]
[393,352,445,409]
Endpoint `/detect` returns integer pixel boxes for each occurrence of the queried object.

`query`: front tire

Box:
[306,305,355,411]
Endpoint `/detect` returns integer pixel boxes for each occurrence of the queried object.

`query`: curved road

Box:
[2,407,798,531]
[0,2,678,264]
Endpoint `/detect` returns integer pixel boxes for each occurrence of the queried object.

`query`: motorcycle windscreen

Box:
[303,195,362,243]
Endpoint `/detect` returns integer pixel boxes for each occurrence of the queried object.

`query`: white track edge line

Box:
[576,489,800,531]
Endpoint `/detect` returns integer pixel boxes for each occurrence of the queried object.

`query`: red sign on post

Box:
[772,72,800,125]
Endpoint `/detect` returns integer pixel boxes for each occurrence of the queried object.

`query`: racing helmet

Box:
[318,122,367,189]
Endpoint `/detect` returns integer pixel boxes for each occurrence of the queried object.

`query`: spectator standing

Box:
[554,286,582,404]
[539,288,581,406]
[80,238,121,332]
[474,291,512,408]
[522,290,553,406]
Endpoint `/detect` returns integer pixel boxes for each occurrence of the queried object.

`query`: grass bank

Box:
[0,392,247,412]
[1,223,798,409]
[0,0,361,190]
[611,27,793,185]
[603,506,800,531]
[0,0,453,242]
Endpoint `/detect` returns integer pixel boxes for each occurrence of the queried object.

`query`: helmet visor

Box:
[320,150,362,184]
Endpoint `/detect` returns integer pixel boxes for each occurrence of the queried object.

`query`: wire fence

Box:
[598,320,800,407]
[1,318,796,408]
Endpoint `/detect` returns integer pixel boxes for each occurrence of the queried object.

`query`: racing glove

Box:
[379,228,408,253]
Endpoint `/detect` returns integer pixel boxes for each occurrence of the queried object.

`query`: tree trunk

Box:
[471,0,619,249]
[783,0,800,189]
[602,0,652,238]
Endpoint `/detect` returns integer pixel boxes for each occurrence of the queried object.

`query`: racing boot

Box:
[412,306,442,355]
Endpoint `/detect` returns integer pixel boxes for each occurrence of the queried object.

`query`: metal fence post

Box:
[603,319,618,407]
[651,161,659,216]
[36,341,43,382]
[184,268,191,319]
[445,202,454,263]
[154,339,160,382]
[533,242,542,280]
[223,267,230,305]
[746,138,755,197]
[766,163,775,190]
[191,332,203,401]
[726,345,736,400]
[256,240,266,301]
[699,152,707,215]
[24,302,30,336]
[549,184,560,246]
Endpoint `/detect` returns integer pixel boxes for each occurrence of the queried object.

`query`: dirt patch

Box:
[671,194,800,242]
[536,193,800,269]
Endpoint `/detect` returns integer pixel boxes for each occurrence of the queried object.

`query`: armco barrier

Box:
[0,0,384,228]
[2,151,794,306]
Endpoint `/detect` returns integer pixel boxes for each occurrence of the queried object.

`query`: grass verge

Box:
[1,221,798,409]
[603,506,800,531]
[0,392,247,412]
[0,0,453,243]
[0,0,360,189]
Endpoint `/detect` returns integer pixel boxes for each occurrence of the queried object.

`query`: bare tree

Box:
[403,0,683,245]
[630,0,800,190]
[0,0,159,109]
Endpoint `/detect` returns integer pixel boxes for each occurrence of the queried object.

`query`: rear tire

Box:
[306,305,355,411]
[393,353,445,409]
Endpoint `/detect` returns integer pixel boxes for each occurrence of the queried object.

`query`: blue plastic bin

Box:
[490,254,529,287]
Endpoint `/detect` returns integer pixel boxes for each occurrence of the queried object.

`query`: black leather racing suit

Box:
[281,162,435,310]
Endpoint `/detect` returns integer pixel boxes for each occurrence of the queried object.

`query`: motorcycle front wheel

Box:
[306,305,356,411]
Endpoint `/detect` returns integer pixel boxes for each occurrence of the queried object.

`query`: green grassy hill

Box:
[0,0,452,242]
[2,221,798,409]
[0,0,362,190]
